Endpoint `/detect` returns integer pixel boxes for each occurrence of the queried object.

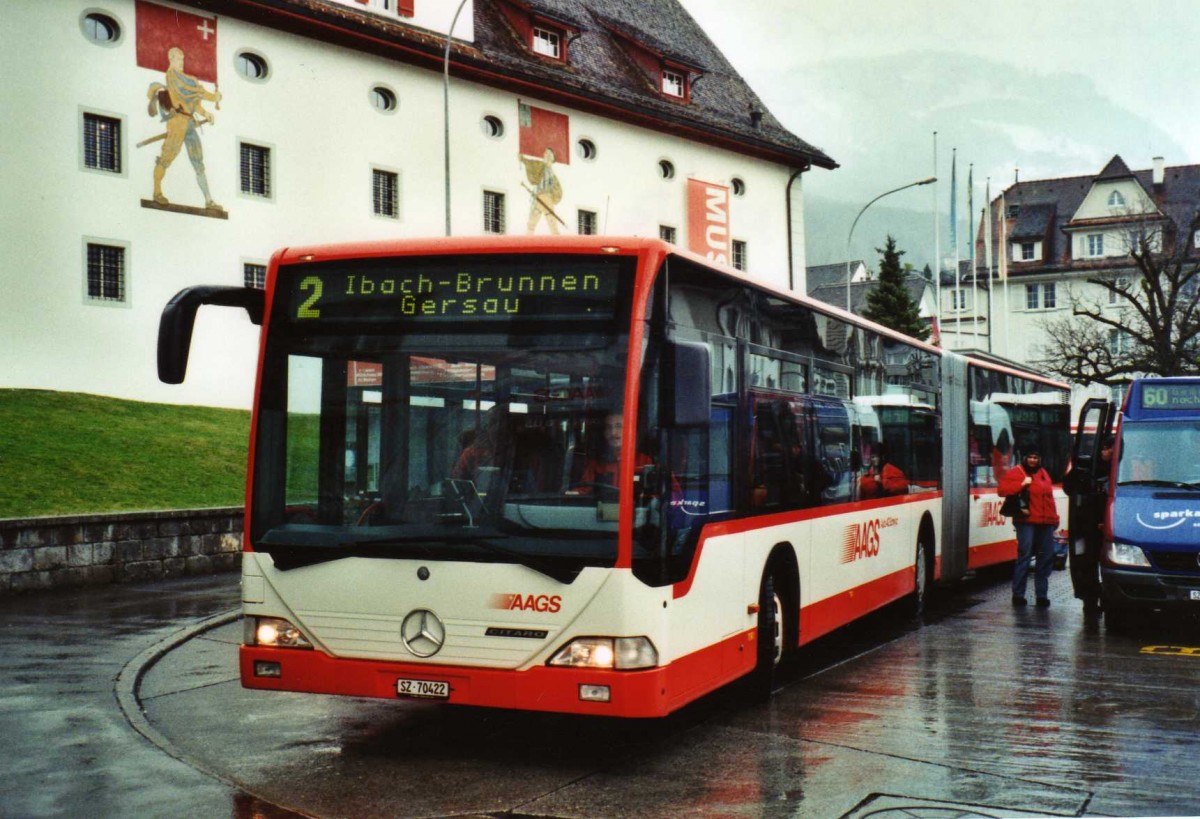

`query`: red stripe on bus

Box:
[798,564,916,645]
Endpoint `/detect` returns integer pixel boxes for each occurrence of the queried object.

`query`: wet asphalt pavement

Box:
[2,568,1199,818]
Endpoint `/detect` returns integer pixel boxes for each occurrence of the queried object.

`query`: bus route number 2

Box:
[297,276,323,319]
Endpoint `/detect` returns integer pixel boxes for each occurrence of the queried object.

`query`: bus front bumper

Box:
[240,645,679,718]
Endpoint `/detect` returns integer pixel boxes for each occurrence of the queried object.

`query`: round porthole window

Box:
[81,11,121,45]
[577,139,597,161]
[659,160,675,180]
[235,51,270,81]
[481,115,504,138]
[732,177,746,196]
[370,86,398,113]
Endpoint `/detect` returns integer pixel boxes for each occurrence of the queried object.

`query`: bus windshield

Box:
[248,254,638,581]
[1117,420,1200,488]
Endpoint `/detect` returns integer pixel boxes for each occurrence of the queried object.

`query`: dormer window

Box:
[1108,190,1126,208]
[662,69,686,98]
[532,27,562,59]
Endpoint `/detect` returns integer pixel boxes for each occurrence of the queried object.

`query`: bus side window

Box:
[751,399,786,509]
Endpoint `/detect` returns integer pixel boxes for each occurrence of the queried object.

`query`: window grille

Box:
[373,169,398,217]
[578,210,597,235]
[86,244,125,302]
[483,191,506,234]
[244,263,267,289]
[83,114,120,172]
[240,143,270,197]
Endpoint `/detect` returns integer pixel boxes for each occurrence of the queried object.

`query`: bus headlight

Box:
[1103,540,1151,568]
[548,637,658,670]
[247,616,313,649]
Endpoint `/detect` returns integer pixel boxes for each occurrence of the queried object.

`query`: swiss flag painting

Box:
[519,103,569,165]
[136,1,218,83]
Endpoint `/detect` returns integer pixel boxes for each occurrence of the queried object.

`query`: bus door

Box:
[1068,398,1115,600]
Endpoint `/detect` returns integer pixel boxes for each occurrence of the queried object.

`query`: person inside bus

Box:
[990,429,1012,485]
[570,412,653,494]
[1064,435,1113,616]
[859,446,908,498]
[999,446,1060,608]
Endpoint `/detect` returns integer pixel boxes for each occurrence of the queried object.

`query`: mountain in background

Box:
[776,51,1186,272]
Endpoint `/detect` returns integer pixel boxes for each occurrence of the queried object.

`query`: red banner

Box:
[519,103,569,165]
[136,1,218,83]
[687,179,730,265]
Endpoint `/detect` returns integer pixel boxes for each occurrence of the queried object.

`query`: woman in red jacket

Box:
[998,447,1060,608]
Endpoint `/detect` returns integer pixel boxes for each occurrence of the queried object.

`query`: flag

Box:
[967,164,974,262]
[984,180,993,279]
[948,149,957,258]
[998,192,1007,281]
[518,102,570,165]
[136,1,218,83]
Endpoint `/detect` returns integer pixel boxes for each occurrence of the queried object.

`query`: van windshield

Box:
[1117,421,1200,487]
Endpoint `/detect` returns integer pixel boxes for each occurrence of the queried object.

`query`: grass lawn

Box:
[0,390,250,519]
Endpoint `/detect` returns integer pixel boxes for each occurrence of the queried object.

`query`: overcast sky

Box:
[678,0,1200,266]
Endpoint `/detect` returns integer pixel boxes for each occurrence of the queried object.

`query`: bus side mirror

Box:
[664,340,710,428]
[158,285,265,384]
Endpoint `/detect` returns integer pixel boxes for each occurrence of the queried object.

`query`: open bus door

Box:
[1067,398,1115,608]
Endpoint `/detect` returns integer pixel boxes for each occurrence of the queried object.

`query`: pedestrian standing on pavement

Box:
[1063,435,1114,616]
[999,447,1060,608]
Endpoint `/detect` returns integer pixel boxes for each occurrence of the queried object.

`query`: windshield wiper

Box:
[1118,479,1200,490]
[258,526,579,583]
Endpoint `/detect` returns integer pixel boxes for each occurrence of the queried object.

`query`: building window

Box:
[1194,229,1200,250]
[235,51,269,81]
[658,159,675,180]
[1025,283,1056,311]
[659,225,676,244]
[532,27,561,59]
[354,0,415,16]
[372,169,398,218]
[244,263,267,289]
[731,178,746,197]
[1109,278,1129,305]
[481,115,504,138]
[1020,242,1035,261]
[81,12,121,45]
[86,243,125,303]
[483,191,506,234]
[240,143,271,198]
[1086,233,1104,257]
[577,209,597,235]
[732,240,747,271]
[83,113,121,173]
[952,288,970,311]
[577,139,596,161]
[1006,204,1020,219]
[1108,190,1126,208]
[662,69,685,98]
[370,86,397,113]
[1107,329,1132,355]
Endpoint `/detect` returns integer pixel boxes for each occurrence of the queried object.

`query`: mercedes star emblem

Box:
[401,609,446,658]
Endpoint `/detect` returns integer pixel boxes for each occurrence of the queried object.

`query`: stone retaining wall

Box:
[0,508,242,594]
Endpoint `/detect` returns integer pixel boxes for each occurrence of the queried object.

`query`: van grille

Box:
[1149,550,1200,572]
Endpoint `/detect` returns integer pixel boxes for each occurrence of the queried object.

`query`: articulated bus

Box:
[158,236,1070,718]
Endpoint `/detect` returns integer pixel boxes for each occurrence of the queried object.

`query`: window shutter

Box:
[398,0,414,15]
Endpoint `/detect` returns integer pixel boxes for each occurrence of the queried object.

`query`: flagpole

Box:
[968,163,977,348]
[932,132,940,339]
[1000,190,1010,355]
[950,149,959,348]
[984,178,993,354]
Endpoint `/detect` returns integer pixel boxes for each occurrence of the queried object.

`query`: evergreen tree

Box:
[862,235,930,341]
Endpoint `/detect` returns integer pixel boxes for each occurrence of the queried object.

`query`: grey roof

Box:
[808,274,930,315]
[224,0,836,170]
[974,156,1200,277]
[806,261,864,291]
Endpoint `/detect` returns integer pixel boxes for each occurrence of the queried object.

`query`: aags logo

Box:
[488,593,562,613]
[980,501,1008,527]
[840,517,899,563]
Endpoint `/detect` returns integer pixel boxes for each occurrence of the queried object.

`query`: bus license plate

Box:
[397,678,450,699]
[1190,590,1200,602]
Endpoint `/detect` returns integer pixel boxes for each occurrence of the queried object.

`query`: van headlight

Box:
[548,637,658,670]
[1103,540,1151,568]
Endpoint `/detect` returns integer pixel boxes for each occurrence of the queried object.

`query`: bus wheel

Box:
[750,569,786,700]
[907,538,929,620]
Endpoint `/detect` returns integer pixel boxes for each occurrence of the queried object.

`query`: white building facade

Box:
[1,0,834,408]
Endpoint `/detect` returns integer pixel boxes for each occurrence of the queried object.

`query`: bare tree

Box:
[1039,229,1200,386]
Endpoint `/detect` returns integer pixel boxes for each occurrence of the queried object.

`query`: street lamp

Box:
[845,177,937,312]
[443,0,470,237]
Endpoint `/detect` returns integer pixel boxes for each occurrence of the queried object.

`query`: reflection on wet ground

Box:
[136,567,1200,818]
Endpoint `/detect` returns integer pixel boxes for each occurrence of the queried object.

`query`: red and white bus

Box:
[158,236,1070,718]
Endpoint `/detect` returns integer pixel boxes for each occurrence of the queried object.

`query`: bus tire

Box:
[906,534,930,620]
[750,568,786,700]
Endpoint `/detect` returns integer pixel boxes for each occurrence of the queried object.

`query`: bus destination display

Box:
[1141,383,1200,411]
[284,259,620,324]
